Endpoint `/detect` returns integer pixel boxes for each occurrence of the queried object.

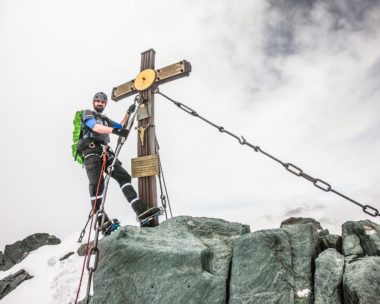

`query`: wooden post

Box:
[138,49,157,220]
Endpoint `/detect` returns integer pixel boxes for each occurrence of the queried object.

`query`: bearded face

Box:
[93,100,107,113]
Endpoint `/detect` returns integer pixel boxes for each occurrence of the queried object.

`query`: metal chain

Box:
[77,209,93,243]
[154,88,379,218]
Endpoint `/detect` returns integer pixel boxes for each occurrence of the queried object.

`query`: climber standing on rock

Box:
[77,92,160,234]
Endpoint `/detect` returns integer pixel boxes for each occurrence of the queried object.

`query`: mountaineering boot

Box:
[102,219,121,236]
[131,199,162,225]
[138,206,162,222]
[100,219,112,235]
[103,219,121,236]
[139,206,162,227]
[131,198,147,217]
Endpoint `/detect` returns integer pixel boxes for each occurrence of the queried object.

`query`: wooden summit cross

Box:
[111,49,191,225]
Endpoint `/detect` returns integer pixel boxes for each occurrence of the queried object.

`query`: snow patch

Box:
[363,224,376,236]
[48,257,57,267]
[0,232,93,304]
[296,289,311,298]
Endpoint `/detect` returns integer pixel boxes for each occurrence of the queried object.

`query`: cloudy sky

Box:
[1,0,379,249]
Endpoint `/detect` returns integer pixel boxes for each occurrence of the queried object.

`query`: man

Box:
[78,91,159,234]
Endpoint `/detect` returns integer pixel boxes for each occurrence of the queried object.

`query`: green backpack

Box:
[72,110,84,165]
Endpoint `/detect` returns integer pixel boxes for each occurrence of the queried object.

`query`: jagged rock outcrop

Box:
[319,230,342,253]
[341,220,380,304]
[281,217,322,231]
[0,269,33,299]
[1,217,377,303]
[0,233,61,271]
[91,217,379,304]
[314,248,344,304]
[93,216,249,304]
[342,220,380,256]
[343,234,364,256]
[230,221,319,304]
[343,256,380,303]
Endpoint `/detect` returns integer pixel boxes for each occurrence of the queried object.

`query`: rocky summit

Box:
[1,218,379,303]
[90,216,379,304]
[93,216,250,304]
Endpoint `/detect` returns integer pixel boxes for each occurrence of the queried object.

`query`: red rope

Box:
[74,150,107,303]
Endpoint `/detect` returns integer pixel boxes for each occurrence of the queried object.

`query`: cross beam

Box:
[111,49,191,226]
[112,58,191,101]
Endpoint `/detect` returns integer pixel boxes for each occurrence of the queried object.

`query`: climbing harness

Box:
[154,88,379,218]
[75,95,144,304]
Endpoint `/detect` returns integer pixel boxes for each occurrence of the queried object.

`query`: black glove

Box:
[112,128,129,138]
[127,103,136,114]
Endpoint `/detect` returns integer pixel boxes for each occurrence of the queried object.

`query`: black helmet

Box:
[93,92,108,102]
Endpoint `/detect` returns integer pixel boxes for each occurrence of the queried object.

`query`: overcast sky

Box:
[1,0,379,249]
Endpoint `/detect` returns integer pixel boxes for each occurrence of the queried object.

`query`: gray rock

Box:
[77,241,95,256]
[319,229,330,237]
[0,258,13,272]
[3,242,30,265]
[0,251,4,265]
[0,269,33,300]
[59,251,74,261]
[314,248,344,304]
[343,256,380,304]
[285,223,320,283]
[280,217,323,231]
[230,229,294,304]
[0,233,61,271]
[92,216,249,304]
[342,220,380,256]
[230,223,319,304]
[320,233,342,253]
[343,234,364,256]
[23,233,61,250]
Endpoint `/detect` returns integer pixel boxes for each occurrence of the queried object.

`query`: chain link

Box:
[77,210,93,243]
[154,88,379,218]
[86,269,93,303]
[86,247,100,272]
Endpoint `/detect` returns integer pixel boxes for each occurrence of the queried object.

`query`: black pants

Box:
[82,144,140,225]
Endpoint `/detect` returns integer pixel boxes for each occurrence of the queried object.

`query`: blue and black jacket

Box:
[81,109,122,144]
